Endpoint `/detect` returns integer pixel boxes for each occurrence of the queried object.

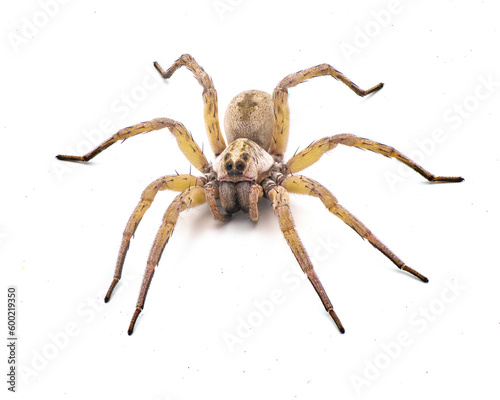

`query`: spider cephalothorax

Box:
[57,54,463,335]
[214,137,274,216]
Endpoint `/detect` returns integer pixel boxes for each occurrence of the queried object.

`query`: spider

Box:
[57,54,463,335]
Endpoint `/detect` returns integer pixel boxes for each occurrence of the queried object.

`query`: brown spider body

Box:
[57,54,463,335]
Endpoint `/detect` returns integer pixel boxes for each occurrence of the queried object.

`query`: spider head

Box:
[214,138,274,183]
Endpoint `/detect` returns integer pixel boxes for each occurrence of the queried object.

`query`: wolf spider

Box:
[57,54,463,335]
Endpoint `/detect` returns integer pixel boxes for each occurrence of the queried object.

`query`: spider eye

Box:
[235,161,246,171]
[225,161,233,171]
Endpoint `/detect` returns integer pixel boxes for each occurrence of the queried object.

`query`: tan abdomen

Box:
[224,90,274,151]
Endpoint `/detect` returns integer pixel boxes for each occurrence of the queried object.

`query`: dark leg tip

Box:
[402,264,428,283]
[431,175,464,183]
[446,176,464,182]
[55,154,88,163]
[104,278,119,303]
[153,61,169,79]
[365,82,384,96]
[328,308,345,334]
[128,307,142,336]
[56,154,75,161]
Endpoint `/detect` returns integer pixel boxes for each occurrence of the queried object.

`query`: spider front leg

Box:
[270,64,383,157]
[281,175,428,282]
[286,134,464,183]
[57,117,210,173]
[128,186,206,335]
[104,174,205,303]
[263,179,345,333]
[154,54,226,157]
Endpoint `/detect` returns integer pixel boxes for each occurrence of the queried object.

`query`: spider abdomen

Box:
[224,90,274,151]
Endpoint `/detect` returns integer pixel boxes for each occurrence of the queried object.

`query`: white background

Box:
[1,0,499,399]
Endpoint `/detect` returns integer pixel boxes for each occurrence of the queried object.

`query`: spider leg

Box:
[263,179,345,333]
[128,186,206,335]
[154,54,226,157]
[104,174,205,303]
[286,133,464,182]
[270,64,383,158]
[281,175,428,282]
[57,118,210,173]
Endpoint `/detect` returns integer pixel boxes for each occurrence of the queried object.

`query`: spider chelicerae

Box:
[57,54,463,335]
